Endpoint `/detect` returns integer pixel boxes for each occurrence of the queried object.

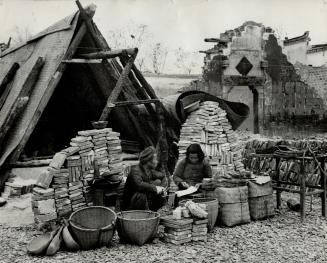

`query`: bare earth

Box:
[0,193,326,263]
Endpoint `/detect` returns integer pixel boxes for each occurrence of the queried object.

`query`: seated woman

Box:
[122,146,167,211]
[173,143,212,189]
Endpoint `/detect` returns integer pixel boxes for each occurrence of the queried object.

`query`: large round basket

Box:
[180,198,219,232]
[69,206,116,250]
[116,210,160,246]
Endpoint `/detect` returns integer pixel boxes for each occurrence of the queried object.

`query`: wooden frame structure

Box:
[250,153,327,220]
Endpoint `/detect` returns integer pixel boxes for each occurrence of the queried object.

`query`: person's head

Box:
[139,146,158,169]
[186,143,205,164]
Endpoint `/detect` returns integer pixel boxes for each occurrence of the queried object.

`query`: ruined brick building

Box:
[187,21,327,137]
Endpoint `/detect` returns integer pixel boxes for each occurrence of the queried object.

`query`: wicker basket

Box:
[116,210,160,246]
[179,198,219,232]
[69,206,116,250]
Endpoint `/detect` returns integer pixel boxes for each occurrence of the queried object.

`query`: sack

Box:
[215,186,250,227]
[249,194,275,220]
[248,181,274,220]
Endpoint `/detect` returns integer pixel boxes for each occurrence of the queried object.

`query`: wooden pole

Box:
[300,160,306,221]
[155,101,170,184]
[0,63,20,109]
[0,97,29,148]
[276,157,281,209]
[321,157,326,217]
[0,57,44,130]
[78,48,137,59]
[99,48,138,121]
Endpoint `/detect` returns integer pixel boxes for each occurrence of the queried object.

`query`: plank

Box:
[0,56,44,146]
[0,97,29,147]
[78,48,137,59]
[0,63,20,109]
[62,59,103,64]
[10,159,52,167]
[99,49,138,121]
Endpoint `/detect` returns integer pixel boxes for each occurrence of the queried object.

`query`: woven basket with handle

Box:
[69,206,116,250]
[116,210,160,246]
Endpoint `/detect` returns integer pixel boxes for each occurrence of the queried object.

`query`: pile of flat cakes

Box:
[32,187,57,223]
[51,169,72,217]
[192,218,208,242]
[76,129,111,175]
[160,217,209,244]
[178,101,245,175]
[107,131,123,176]
[68,181,86,212]
[160,217,193,244]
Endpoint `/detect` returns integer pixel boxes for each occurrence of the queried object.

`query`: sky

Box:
[0,0,326,73]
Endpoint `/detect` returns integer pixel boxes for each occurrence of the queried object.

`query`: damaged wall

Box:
[186,22,327,136]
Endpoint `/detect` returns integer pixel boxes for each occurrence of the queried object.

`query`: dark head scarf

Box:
[139,146,156,165]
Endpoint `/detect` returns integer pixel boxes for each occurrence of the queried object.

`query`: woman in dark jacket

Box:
[122,146,167,211]
[173,143,212,189]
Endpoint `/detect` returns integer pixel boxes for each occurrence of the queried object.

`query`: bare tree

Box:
[175,47,198,75]
[151,43,168,75]
[106,22,153,72]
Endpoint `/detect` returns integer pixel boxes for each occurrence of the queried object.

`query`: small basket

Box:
[91,121,108,129]
[116,210,160,246]
[69,206,116,250]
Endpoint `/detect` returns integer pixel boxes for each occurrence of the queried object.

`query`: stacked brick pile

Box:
[32,187,56,224]
[160,217,209,244]
[178,101,245,174]
[31,128,124,225]
[161,217,193,245]
[52,168,71,217]
[192,218,208,242]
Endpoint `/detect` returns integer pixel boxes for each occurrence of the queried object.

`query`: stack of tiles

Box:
[67,156,82,182]
[107,131,123,176]
[192,219,208,242]
[71,135,94,155]
[92,131,111,174]
[69,181,86,211]
[32,187,57,223]
[178,101,245,175]
[160,217,193,245]
[80,150,94,207]
[51,169,71,217]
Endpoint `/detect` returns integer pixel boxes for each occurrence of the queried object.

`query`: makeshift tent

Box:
[0,3,175,188]
[0,2,249,189]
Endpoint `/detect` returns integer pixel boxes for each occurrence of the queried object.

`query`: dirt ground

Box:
[0,193,326,263]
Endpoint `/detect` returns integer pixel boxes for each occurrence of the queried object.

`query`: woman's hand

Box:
[156,186,165,195]
[180,182,190,189]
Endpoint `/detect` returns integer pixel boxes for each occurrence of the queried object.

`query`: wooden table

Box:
[249,153,327,220]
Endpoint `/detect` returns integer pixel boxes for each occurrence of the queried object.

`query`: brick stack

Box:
[192,219,208,242]
[51,168,71,217]
[69,181,86,212]
[31,128,125,225]
[32,187,57,223]
[161,217,193,245]
[178,101,245,175]
[107,131,123,176]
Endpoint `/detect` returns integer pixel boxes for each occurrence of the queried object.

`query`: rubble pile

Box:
[178,101,245,175]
